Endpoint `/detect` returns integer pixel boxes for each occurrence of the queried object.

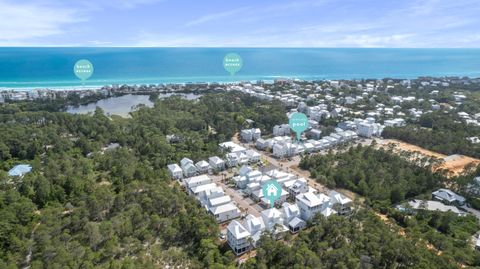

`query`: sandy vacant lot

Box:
[378,139,480,177]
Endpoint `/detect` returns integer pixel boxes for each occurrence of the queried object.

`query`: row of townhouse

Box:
[262,130,357,159]
[183,174,241,223]
[227,190,353,256]
[220,141,262,167]
[167,141,262,181]
[167,156,227,180]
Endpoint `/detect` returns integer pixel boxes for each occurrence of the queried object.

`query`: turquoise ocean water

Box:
[0,48,479,90]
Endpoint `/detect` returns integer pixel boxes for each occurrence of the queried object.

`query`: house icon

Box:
[266,183,278,197]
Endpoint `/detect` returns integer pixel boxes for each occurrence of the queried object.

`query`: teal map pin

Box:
[262,179,282,208]
[74,59,94,82]
[223,53,243,75]
[289,112,309,141]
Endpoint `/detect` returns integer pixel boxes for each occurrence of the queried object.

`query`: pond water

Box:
[67,93,201,117]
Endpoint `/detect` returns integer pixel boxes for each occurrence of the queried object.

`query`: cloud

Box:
[76,0,166,10]
[185,7,250,27]
[0,0,85,42]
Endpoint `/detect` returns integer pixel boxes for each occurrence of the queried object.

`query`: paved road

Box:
[211,173,261,217]
[460,205,480,221]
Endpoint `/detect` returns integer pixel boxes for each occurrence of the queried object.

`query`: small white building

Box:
[209,156,226,172]
[185,174,212,189]
[209,202,241,223]
[282,202,306,233]
[195,160,210,174]
[329,191,353,215]
[246,149,261,163]
[167,164,183,180]
[287,178,309,197]
[256,138,269,150]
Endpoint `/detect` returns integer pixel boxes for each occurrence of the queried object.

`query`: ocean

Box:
[0,48,480,90]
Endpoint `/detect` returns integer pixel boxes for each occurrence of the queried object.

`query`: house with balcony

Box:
[227,220,251,256]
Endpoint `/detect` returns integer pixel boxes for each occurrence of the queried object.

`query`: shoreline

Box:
[1,74,480,93]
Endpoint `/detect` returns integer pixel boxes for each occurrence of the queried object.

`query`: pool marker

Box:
[289,112,309,141]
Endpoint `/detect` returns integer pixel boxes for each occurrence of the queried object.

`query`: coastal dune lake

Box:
[67,93,201,117]
[1,48,480,89]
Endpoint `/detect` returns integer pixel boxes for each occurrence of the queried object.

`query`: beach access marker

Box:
[74,59,94,84]
[289,112,309,141]
[223,53,243,76]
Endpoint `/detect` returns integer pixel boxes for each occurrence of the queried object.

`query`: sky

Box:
[0,0,479,47]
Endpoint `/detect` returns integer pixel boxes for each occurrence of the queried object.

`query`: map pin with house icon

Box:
[262,179,282,208]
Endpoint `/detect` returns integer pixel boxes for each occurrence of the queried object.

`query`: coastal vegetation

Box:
[2,91,480,268]
[0,92,285,268]
[300,145,443,207]
[383,112,480,159]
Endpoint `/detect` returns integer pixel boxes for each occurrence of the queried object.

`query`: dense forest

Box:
[2,92,479,268]
[300,145,443,206]
[242,210,474,269]
[383,112,480,158]
[299,145,480,267]
[0,92,286,268]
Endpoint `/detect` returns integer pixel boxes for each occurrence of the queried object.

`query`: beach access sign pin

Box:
[262,179,282,208]
[223,53,243,76]
[289,112,309,141]
[74,59,94,83]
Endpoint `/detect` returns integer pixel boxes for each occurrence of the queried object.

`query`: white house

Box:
[329,191,353,215]
[227,220,251,256]
[182,162,198,178]
[167,164,183,180]
[226,152,239,167]
[256,138,269,150]
[207,195,232,208]
[273,124,291,136]
[241,128,261,142]
[282,202,306,233]
[244,214,265,247]
[189,182,218,198]
[287,179,309,197]
[238,165,251,176]
[209,202,241,223]
[180,157,194,169]
[261,208,288,237]
[209,156,226,172]
[219,141,247,155]
[185,174,212,189]
[308,129,322,140]
[296,192,327,221]
[195,160,210,174]
[246,149,261,163]
[273,143,289,159]
[432,188,466,206]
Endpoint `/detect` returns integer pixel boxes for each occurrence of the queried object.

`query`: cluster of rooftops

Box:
[168,149,354,256]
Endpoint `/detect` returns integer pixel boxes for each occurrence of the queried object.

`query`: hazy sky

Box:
[1,0,479,47]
